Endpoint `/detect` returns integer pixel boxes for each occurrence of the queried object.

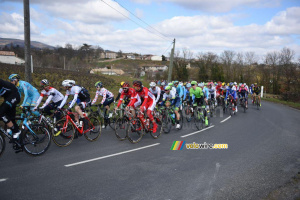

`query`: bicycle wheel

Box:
[53,118,75,147]
[184,105,192,122]
[23,124,51,156]
[127,118,144,144]
[84,117,101,142]
[162,114,172,133]
[194,110,204,130]
[257,99,260,110]
[0,131,6,157]
[150,115,162,139]
[114,117,129,141]
[108,112,117,131]
[178,110,184,130]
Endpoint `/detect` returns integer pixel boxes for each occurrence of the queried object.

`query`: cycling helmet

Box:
[120,81,125,87]
[165,86,171,91]
[241,84,245,88]
[239,83,242,86]
[222,82,226,86]
[9,74,20,81]
[234,82,237,85]
[62,80,75,87]
[122,82,130,88]
[41,79,50,86]
[186,83,191,88]
[191,81,197,85]
[150,82,156,87]
[95,81,103,88]
[179,82,183,86]
[168,82,173,86]
[229,82,234,87]
[208,82,213,86]
[161,82,165,86]
[254,83,257,86]
[244,83,247,86]
[133,80,142,87]
[199,83,204,87]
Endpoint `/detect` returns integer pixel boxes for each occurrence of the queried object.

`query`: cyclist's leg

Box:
[146,100,157,132]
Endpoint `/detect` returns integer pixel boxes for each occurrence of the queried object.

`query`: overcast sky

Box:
[0,0,299,59]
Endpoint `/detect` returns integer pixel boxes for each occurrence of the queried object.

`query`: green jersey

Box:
[189,87,203,98]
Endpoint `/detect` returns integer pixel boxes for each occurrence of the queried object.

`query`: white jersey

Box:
[35,87,64,109]
[92,88,114,105]
[207,86,216,99]
[149,86,161,103]
[118,88,123,93]
[59,85,89,109]
[163,90,176,101]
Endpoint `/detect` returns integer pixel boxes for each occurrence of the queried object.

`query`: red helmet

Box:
[122,82,130,88]
[133,80,142,87]
[241,84,245,88]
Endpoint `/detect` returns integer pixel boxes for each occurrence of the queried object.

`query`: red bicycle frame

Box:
[62,111,95,135]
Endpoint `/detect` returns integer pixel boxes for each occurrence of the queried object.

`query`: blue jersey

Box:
[17,80,40,106]
[202,87,209,99]
[226,87,237,99]
[175,85,184,98]
[183,87,189,100]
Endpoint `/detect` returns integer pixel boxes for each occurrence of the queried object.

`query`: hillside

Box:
[0,38,55,49]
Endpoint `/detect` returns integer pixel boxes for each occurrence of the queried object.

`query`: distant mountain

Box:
[0,38,55,49]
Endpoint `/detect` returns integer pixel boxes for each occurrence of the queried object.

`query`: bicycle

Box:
[0,106,51,157]
[227,96,236,116]
[87,104,117,130]
[208,98,217,118]
[240,96,247,113]
[182,100,193,122]
[252,94,260,110]
[53,109,101,147]
[126,108,162,144]
[160,106,183,133]
[114,108,131,141]
[193,105,208,130]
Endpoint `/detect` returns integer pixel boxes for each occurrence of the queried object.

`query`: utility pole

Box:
[168,38,176,82]
[23,0,32,83]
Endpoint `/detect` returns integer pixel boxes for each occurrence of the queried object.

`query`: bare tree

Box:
[220,50,236,81]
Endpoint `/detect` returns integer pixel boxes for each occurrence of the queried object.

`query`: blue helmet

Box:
[9,74,20,81]
[186,83,191,88]
[229,82,234,87]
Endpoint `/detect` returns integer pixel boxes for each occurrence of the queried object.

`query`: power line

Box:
[100,0,172,42]
[162,41,173,56]
[113,0,172,41]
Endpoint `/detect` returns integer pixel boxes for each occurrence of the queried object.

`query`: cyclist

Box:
[225,83,238,112]
[133,80,158,133]
[0,79,21,140]
[58,80,91,127]
[189,81,209,126]
[115,82,141,118]
[239,84,248,108]
[9,74,39,116]
[249,84,254,103]
[115,82,124,103]
[34,79,64,120]
[252,83,261,106]
[198,82,209,111]
[149,82,162,104]
[207,82,217,106]
[92,81,114,128]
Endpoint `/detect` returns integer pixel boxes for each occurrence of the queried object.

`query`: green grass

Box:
[263,97,300,110]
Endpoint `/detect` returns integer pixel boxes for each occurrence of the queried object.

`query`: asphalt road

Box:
[0,100,299,200]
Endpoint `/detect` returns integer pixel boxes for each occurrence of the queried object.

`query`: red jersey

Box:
[117,88,138,107]
[136,87,155,108]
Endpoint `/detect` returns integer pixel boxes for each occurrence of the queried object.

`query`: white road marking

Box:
[220,116,231,123]
[0,179,7,182]
[65,143,160,167]
[181,125,215,138]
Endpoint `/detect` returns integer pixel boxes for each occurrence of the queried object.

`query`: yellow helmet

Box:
[222,82,226,86]
[120,81,125,87]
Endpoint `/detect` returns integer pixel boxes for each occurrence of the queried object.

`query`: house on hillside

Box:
[142,65,168,72]
[100,50,117,59]
[90,67,125,76]
[0,51,25,65]
[151,55,162,61]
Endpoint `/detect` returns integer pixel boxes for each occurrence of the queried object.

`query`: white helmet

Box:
[234,82,237,85]
[62,80,75,87]
[161,82,165,86]
[179,82,183,86]
[150,82,156,87]
[199,83,204,87]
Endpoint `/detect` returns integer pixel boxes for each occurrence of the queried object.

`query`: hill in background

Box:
[0,38,55,49]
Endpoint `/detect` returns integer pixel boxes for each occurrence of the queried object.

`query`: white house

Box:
[0,51,25,65]
[90,67,125,76]
[151,55,162,61]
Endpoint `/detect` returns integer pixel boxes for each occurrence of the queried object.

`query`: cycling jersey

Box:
[117,88,140,108]
[92,88,114,105]
[207,86,216,99]
[226,87,237,99]
[202,87,209,99]
[220,86,228,96]
[0,79,18,98]
[253,86,261,94]
[175,85,184,98]
[17,80,40,107]
[59,85,90,109]
[149,86,161,103]
[36,87,64,109]
[136,87,156,111]
[189,87,204,98]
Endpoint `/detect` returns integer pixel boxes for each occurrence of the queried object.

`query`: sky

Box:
[0,0,300,60]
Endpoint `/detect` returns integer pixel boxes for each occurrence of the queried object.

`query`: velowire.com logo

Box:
[171,141,228,150]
